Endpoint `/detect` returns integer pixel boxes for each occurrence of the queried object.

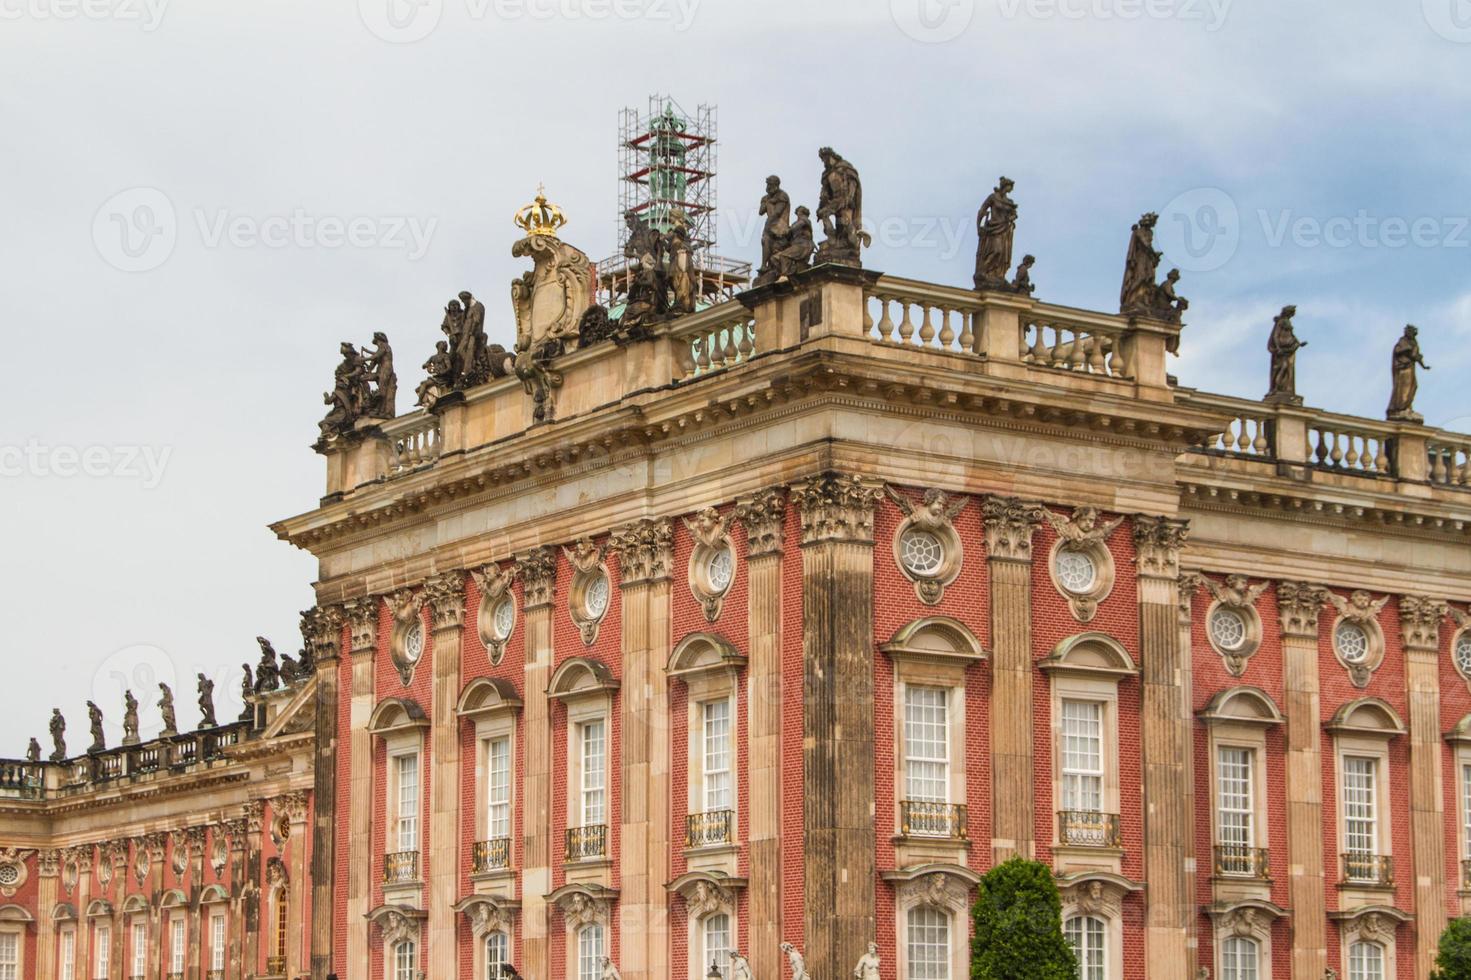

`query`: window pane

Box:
[1217,747,1254,847]
[1221,937,1259,980]
[395,940,416,980]
[581,721,606,827]
[171,919,184,971]
[0,933,16,980]
[131,922,147,975]
[1463,763,1471,859]
[485,932,509,978]
[703,913,731,978]
[1061,701,1104,812]
[1349,941,1385,980]
[397,753,420,851]
[211,914,226,971]
[906,906,951,979]
[578,924,604,980]
[95,926,110,977]
[61,931,75,980]
[703,701,733,813]
[488,737,511,840]
[1343,757,1377,855]
[1064,915,1106,980]
[904,687,949,803]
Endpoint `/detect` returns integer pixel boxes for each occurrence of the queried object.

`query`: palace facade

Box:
[2,192,1470,980]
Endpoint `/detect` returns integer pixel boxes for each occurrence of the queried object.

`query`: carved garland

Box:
[1201,575,1270,677]
[1328,590,1390,688]
[683,509,737,622]
[387,588,428,686]
[887,487,966,605]
[472,562,520,665]
[1043,506,1125,622]
[564,538,612,646]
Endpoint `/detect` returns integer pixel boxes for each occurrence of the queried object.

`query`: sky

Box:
[1,0,1469,753]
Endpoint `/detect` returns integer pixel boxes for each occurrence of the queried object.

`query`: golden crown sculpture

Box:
[514,185,567,238]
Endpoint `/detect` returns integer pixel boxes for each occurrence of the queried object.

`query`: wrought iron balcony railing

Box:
[1214,844,1271,879]
[900,800,968,839]
[472,837,512,874]
[383,850,420,884]
[265,955,287,976]
[686,809,735,848]
[1058,810,1121,848]
[566,824,608,861]
[1463,858,1471,890]
[1343,851,1393,886]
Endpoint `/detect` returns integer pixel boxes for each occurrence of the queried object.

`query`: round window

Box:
[1456,632,1471,678]
[705,547,734,594]
[583,573,610,620]
[1055,548,1097,593]
[402,621,424,663]
[1335,620,1371,664]
[900,529,945,577]
[1209,607,1249,652]
[490,598,515,642]
[0,864,18,887]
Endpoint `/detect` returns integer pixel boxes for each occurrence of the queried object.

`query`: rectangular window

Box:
[577,924,604,980]
[94,925,110,979]
[131,921,147,976]
[1463,763,1471,859]
[1343,756,1378,855]
[1060,699,1104,812]
[396,752,420,851]
[210,913,226,971]
[1217,746,1254,848]
[580,720,606,827]
[394,940,416,980]
[487,736,511,840]
[703,913,731,978]
[703,700,733,813]
[0,933,16,980]
[904,686,949,803]
[169,918,184,972]
[61,930,75,980]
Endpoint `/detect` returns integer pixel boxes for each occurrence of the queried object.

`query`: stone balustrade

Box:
[3,722,252,799]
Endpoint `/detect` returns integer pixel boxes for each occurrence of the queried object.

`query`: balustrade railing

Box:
[1429,436,1471,487]
[671,303,757,380]
[387,413,442,475]
[1307,420,1392,475]
[565,824,608,861]
[899,800,968,839]
[1214,844,1271,879]
[0,760,44,799]
[1058,810,1121,848]
[1021,316,1131,379]
[686,809,735,848]
[383,850,420,884]
[472,837,511,874]
[865,286,978,354]
[1342,851,1393,886]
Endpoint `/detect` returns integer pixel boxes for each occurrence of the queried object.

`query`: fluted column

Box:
[305,605,343,980]
[982,496,1043,862]
[1278,581,1330,979]
[424,571,467,979]
[343,596,379,980]
[273,793,310,978]
[243,801,267,975]
[518,549,557,980]
[36,850,58,980]
[1178,571,1205,977]
[185,828,206,980]
[1402,595,1450,979]
[75,846,93,980]
[223,820,247,980]
[735,488,786,980]
[794,473,881,977]
[610,519,675,980]
[1133,516,1193,976]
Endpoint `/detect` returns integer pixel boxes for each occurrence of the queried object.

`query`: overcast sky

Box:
[1,0,1469,753]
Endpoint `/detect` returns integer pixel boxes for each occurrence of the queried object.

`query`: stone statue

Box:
[666,216,697,316]
[1387,324,1430,422]
[239,664,255,721]
[1151,268,1188,322]
[26,738,41,764]
[1119,212,1163,315]
[624,210,661,267]
[621,250,671,331]
[599,956,622,980]
[48,709,65,762]
[779,942,810,980]
[758,175,792,280]
[772,206,817,280]
[1265,304,1306,405]
[317,341,371,447]
[158,683,177,736]
[279,648,303,686]
[853,942,881,980]
[361,332,396,419]
[197,673,217,728]
[974,176,1019,290]
[728,951,753,980]
[254,637,281,694]
[1012,254,1036,295]
[416,341,455,408]
[513,344,566,425]
[86,700,105,754]
[456,290,489,389]
[815,147,871,267]
[122,690,140,745]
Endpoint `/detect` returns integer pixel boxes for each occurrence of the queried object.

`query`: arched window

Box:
[393,939,416,980]
[906,905,951,979]
[577,924,603,980]
[1221,936,1259,980]
[702,913,731,978]
[484,931,509,979]
[273,886,288,965]
[1348,941,1385,980]
[1064,915,1107,980]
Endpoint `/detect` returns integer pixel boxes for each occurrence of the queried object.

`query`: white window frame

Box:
[93,923,111,980]
[1059,698,1105,814]
[578,718,607,829]
[60,926,77,980]
[1347,940,1387,980]
[483,930,510,979]
[392,749,422,853]
[701,912,732,979]
[1064,914,1108,980]
[887,637,972,861]
[130,918,147,977]
[392,939,416,980]
[902,685,950,805]
[169,916,185,973]
[1341,755,1378,857]
[576,923,603,980]
[210,911,226,972]
[0,929,22,980]
[681,658,742,862]
[1219,935,1260,980]
[1216,745,1254,850]
[486,733,513,841]
[904,904,952,980]
[701,699,734,814]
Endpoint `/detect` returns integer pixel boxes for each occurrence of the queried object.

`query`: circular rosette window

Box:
[1332,615,1385,687]
[689,537,737,623]
[390,615,426,685]
[477,592,517,666]
[1455,627,1471,683]
[1205,600,1262,676]
[570,566,611,646]
[1048,538,1115,623]
[892,520,962,605]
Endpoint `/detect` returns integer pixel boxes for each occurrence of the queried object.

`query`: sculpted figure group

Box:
[417,290,515,408]
[973,176,1035,294]
[317,332,398,445]
[1119,211,1188,322]
[756,147,869,285]
[615,209,701,331]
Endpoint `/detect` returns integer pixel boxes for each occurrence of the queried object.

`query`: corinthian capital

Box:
[423,572,467,631]
[610,519,675,585]
[735,486,787,558]
[1276,581,1330,638]
[344,596,381,653]
[1399,594,1449,651]
[793,473,882,545]
[518,547,557,609]
[981,495,1044,562]
[301,605,344,667]
[1132,515,1190,579]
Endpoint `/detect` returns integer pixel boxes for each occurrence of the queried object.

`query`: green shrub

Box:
[1433,917,1471,980]
[969,857,1078,979]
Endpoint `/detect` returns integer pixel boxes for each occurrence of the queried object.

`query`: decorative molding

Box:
[454,894,518,938]
[684,509,736,621]
[734,486,787,558]
[0,849,33,897]
[793,473,883,545]
[275,790,309,823]
[472,562,520,665]
[548,884,618,930]
[423,571,467,632]
[36,849,60,878]
[1132,514,1190,579]
[564,538,605,575]
[610,518,674,586]
[388,588,425,625]
[1201,575,1269,676]
[886,867,978,913]
[981,495,1044,562]
[367,904,426,948]
[1399,594,1448,651]
[1276,581,1330,639]
[344,596,381,653]
[518,547,557,609]
[887,486,966,604]
[302,604,345,667]
[1328,590,1390,687]
[667,872,744,918]
[1178,570,1206,624]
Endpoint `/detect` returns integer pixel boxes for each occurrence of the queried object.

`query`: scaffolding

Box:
[597,95,750,309]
